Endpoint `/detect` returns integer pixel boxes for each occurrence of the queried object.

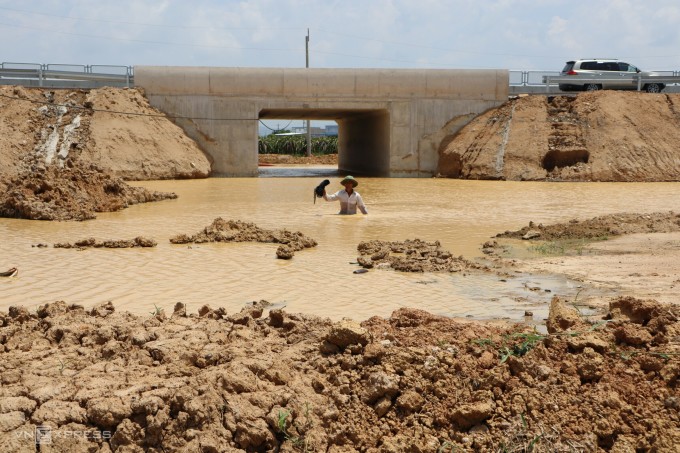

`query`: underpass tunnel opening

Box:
[259,108,390,177]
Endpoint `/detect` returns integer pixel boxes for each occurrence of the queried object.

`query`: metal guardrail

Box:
[509,69,680,95]
[632,75,680,89]
[540,74,680,92]
[1,63,678,92]
[0,62,134,88]
[508,70,680,86]
[510,69,680,87]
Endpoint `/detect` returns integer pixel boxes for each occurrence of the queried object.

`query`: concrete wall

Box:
[134,67,508,177]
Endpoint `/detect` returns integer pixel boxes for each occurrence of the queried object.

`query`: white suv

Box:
[559,59,665,93]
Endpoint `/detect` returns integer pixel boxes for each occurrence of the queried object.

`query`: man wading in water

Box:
[323,176,368,215]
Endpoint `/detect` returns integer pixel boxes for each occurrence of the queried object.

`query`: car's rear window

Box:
[562,62,575,72]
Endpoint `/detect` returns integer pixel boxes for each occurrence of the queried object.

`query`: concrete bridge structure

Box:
[134,67,508,177]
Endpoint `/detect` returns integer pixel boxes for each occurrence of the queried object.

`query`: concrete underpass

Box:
[134,67,508,177]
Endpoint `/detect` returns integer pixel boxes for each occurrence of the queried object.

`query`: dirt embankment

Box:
[0,295,678,452]
[0,86,211,220]
[0,86,210,181]
[0,163,177,221]
[437,91,680,181]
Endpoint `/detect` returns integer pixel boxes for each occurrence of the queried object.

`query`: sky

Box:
[1,0,679,132]
[1,0,679,71]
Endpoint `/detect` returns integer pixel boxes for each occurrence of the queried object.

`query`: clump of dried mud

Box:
[356,238,489,273]
[53,237,157,249]
[494,211,680,241]
[169,217,318,259]
[1,297,678,451]
[0,163,177,221]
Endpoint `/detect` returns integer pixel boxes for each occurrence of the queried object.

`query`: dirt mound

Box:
[494,211,680,241]
[437,91,680,181]
[53,237,157,249]
[0,85,214,220]
[0,85,211,182]
[1,297,678,451]
[356,238,489,273]
[169,217,318,259]
[83,87,211,180]
[0,163,177,221]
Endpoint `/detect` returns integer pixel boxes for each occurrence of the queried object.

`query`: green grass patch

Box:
[259,135,337,155]
[527,236,609,257]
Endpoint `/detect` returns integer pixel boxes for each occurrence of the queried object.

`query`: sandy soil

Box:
[258,154,338,166]
[1,86,679,451]
[484,212,680,311]
[437,91,680,181]
[0,86,211,182]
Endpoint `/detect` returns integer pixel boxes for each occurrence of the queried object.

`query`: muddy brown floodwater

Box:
[2,174,679,325]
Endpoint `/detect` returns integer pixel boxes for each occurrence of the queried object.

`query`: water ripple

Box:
[2,178,678,322]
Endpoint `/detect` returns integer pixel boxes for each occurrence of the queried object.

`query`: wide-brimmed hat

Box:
[340,175,358,187]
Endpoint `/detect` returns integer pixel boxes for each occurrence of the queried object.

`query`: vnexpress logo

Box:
[35,425,52,445]
[14,425,113,443]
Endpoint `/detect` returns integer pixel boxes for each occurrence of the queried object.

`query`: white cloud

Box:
[0,0,678,70]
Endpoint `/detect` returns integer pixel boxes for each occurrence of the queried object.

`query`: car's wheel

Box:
[645,83,661,93]
[584,83,600,91]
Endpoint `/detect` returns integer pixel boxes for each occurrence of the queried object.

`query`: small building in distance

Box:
[291,126,326,137]
[324,124,338,136]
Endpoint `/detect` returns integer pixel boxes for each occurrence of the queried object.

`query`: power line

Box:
[3,7,677,67]
[0,5,302,32]
[259,120,293,132]
[0,9,563,66]
[0,21,301,53]
[0,92,258,122]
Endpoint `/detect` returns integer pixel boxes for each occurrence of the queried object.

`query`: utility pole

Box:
[305,28,312,157]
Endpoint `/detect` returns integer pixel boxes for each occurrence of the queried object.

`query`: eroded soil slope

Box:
[438,91,680,181]
[0,85,210,182]
[0,86,211,220]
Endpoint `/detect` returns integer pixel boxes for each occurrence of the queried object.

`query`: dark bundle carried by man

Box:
[314,179,330,204]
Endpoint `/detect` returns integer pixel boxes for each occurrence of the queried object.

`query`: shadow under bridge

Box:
[260,108,390,177]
